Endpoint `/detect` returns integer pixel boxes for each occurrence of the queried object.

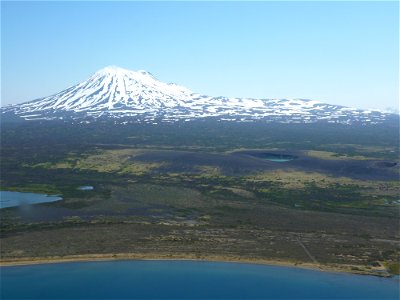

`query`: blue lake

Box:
[1,260,398,299]
[265,158,293,162]
[262,154,296,162]
[245,152,297,162]
[77,185,94,190]
[0,191,62,209]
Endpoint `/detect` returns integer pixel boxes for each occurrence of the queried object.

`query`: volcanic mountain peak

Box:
[1,66,394,124]
[93,66,155,83]
[90,65,194,96]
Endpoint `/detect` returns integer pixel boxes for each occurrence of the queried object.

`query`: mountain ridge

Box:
[1,66,394,124]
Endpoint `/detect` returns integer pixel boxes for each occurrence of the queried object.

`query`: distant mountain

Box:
[1,66,394,124]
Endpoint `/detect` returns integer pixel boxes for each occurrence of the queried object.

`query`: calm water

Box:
[0,191,62,209]
[245,152,297,162]
[1,260,398,299]
[265,158,293,162]
[77,185,94,191]
[262,154,296,162]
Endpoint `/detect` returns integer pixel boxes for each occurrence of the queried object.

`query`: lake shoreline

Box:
[0,252,391,278]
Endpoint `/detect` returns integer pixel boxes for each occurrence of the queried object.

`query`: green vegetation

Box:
[29,149,164,175]
[0,184,61,195]
[306,150,372,160]
[386,262,400,275]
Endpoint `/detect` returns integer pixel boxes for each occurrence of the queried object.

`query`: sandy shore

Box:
[0,252,390,277]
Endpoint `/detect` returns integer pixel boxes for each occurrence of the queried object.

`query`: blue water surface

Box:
[1,260,398,299]
[0,191,62,209]
[77,185,94,191]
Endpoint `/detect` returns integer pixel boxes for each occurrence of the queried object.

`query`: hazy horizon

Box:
[2,1,399,111]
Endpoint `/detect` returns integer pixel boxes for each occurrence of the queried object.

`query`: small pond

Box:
[0,191,62,209]
[77,185,94,191]
[248,152,297,162]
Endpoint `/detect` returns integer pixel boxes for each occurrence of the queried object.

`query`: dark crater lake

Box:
[238,151,298,162]
[1,260,398,299]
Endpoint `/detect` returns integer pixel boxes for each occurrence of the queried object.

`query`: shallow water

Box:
[240,151,297,162]
[77,185,94,190]
[1,260,398,299]
[264,157,294,162]
[0,191,62,209]
[259,153,297,162]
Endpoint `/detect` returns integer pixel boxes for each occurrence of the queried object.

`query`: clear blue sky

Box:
[2,1,398,110]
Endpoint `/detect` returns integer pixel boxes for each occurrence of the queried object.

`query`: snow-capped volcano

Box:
[8,66,195,112]
[1,66,393,124]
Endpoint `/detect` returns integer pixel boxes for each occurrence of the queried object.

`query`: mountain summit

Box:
[1,66,392,124]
